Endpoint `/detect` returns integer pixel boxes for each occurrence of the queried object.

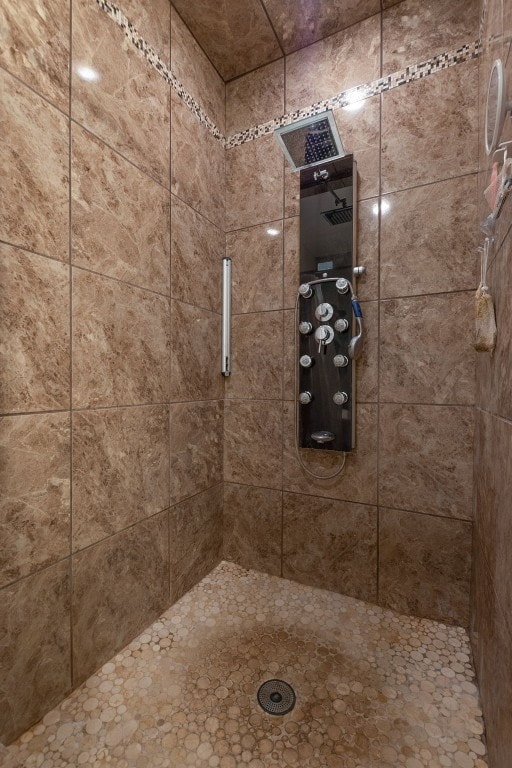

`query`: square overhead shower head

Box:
[274,111,345,172]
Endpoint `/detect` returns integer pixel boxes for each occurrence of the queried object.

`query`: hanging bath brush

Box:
[475,237,497,354]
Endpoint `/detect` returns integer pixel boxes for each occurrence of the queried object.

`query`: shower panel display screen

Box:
[298,156,357,452]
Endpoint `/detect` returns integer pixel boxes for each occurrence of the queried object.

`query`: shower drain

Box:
[257,679,296,716]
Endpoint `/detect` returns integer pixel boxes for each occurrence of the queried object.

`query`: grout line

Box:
[0,62,70,118]
[256,0,285,57]
[68,0,74,687]
[376,8,384,606]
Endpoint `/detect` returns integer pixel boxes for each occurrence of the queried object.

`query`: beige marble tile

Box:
[0,560,71,744]
[170,400,223,505]
[226,136,284,232]
[2,69,69,260]
[170,195,223,313]
[72,125,170,295]
[224,400,282,488]
[226,311,283,400]
[379,507,472,626]
[171,91,224,231]
[284,163,300,219]
[380,175,479,298]
[170,0,282,81]
[4,561,488,766]
[0,0,69,111]
[72,511,169,685]
[170,300,223,402]
[492,233,512,422]
[72,269,170,408]
[283,492,377,601]
[379,404,474,520]
[0,244,70,413]
[332,97,381,202]
[282,309,295,400]
[169,485,223,603]
[223,483,282,576]
[282,402,378,506]
[72,405,170,552]
[383,0,479,72]
[262,0,380,54]
[227,221,284,313]
[0,414,70,588]
[380,292,475,405]
[72,0,170,186]
[226,59,284,135]
[171,7,225,133]
[381,62,479,193]
[121,0,171,61]
[283,216,299,309]
[285,16,381,112]
[356,198,379,301]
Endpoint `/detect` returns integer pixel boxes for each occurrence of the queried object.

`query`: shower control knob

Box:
[299,354,313,368]
[335,318,349,333]
[333,354,349,368]
[333,391,349,405]
[336,278,349,295]
[299,321,313,335]
[299,283,313,299]
[299,391,313,405]
[315,302,334,322]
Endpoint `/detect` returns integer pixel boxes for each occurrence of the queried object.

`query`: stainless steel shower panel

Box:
[298,156,357,452]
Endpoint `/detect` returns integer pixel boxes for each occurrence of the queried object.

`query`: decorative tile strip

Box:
[94,0,480,152]
[94,0,225,144]
[225,39,481,148]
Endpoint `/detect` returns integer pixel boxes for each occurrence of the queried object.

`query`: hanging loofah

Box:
[475,237,497,354]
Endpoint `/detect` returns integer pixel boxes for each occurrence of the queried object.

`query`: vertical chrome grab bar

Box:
[221,257,232,376]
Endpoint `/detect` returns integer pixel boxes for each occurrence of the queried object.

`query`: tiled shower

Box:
[0,0,511,765]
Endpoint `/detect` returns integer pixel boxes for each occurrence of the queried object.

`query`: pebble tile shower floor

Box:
[5,562,488,768]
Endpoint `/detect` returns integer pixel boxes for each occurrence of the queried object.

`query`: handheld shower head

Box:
[348,299,364,360]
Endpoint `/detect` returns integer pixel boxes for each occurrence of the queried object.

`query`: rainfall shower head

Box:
[274,111,345,172]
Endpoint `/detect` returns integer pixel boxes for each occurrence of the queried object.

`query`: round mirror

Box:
[485,59,510,155]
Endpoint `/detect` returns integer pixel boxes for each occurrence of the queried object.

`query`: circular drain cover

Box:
[257,679,296,715]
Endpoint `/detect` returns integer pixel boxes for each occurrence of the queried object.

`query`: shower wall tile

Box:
[356,301,379,402]
[226,59,284,135]
[2,69,69,261]
[283,216,299,309]
[284,164,300,219]
[71,126,171,296]
[379,404,474,520]
[171,91,225,231]
[72,405,170,552]
[169,485,223,604]
[170,300,222,402]
[224,400,283,489]
[170,400,223,505]
[0,413,70,589]
[262,0,381,54]
[380,175,479,298]
[381,62,479,194]
[72,511,169,685]
[170,195,223,313]
[332,97,381,202]
[72,0,170,186]
[226,136,284,232]
[72,269,171,409]
[285,16,381,112]
[0,0,69,111]
[382,0,479,72]
[0,560,71,744]
[227,222,284,313]
[226,311,283,400]
[282,310,295,400]
[282,402,378,506]
[379,507,472,626]
[0,244,70,414]
[171,6,225,133]
[120,0,171,58]
[379,292,475,405]
[356,199,379,301]
[223,483,282,576]
[283,492,377,601]
[492,233,512,422]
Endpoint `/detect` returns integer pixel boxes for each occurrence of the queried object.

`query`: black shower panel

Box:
[298,155,357,452]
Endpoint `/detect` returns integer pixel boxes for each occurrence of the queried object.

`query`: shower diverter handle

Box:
[314,324,334,353]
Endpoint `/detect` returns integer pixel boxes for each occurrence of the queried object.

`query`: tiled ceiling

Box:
[171,0,395,81]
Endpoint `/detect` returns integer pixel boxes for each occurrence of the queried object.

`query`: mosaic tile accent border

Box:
[95,0,224,142]
[95,0,480,151]
[225,40,481,148]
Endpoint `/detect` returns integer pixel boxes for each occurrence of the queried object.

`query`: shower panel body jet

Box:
[297,156,358,452]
